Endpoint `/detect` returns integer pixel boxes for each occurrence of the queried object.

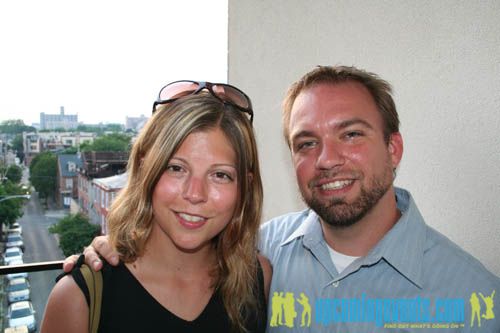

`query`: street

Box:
[11,191,66,330]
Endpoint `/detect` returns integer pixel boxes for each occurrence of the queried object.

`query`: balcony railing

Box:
[0,261,63,275]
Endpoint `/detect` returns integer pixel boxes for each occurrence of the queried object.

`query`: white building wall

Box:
[228,0,500,275]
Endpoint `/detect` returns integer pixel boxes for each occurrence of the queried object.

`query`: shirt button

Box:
[331,281,339,288]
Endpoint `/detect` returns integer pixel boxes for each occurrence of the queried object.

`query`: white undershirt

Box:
[327,246,360,274]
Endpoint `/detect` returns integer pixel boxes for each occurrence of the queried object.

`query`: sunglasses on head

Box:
[152,80,254,123]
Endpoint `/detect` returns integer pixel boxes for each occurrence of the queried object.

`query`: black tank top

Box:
[71,260,267,333]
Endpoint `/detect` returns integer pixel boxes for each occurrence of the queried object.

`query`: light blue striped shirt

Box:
[259,187,500,332]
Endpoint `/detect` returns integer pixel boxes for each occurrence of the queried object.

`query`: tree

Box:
[29,152,57,202]
[103,123,124,132]
[38,127,67,133]
[0,119,35,134]
[81,133,131,152]
[0,182,25,227]
[11,134,25,162]
[2,164,23,184]
[77,123,124,134]
[61,146,78,154]
[49,213,101,256]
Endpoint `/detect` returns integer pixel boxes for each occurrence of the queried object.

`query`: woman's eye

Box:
[213,171,234,182]
[166,164,183,173]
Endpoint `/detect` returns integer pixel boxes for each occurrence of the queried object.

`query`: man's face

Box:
[288,82,402,227]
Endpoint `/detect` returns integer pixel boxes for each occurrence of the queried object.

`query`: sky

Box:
[0,0,228,126]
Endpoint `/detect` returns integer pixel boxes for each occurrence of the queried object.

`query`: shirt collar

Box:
[364,187,426,288]
[278,187,427,288]
[280,209,322,247]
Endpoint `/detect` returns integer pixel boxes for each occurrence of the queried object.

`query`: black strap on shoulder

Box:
[62,254,103,333]
[80,263,103,333]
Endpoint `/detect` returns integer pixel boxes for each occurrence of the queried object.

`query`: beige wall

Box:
[228,0,500,275]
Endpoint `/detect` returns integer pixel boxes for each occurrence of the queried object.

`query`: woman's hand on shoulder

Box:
[62,235,119,273]
[40,275,88,333]
[257,254,272,302]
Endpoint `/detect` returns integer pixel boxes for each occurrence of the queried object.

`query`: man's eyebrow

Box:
[289,118,376,146]
[291,118,374,142]
[336,118,374,130]
[290,130,316,144]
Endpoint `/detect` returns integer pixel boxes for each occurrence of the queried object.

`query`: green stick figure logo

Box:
[470,290,495,328]
[297,293,312,327]
[270,291,311,328]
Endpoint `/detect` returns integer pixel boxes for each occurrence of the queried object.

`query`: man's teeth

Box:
[321,180,353,190]
[178,213,205,222]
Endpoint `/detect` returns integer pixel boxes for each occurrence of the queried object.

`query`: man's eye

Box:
[345,131,363,139]
[296,141,316,151]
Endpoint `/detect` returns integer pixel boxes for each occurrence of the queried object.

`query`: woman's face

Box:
[151,127,239,252]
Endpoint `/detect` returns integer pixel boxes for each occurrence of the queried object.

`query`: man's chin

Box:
[305,199,358,227]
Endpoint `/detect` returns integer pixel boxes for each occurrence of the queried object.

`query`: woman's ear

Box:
[139,155,146,168]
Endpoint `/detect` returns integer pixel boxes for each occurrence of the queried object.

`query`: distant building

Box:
[92,172,128,234]
[56,154,82,208]
[125,115,148,132]
[22,132,42,166]
[0,140,17,166]
[77,169,93,220]
[79,151,128,179]
[40,106,78,130]
[22,131,96,165]
[77,151,129,228]
[39,131,95,152]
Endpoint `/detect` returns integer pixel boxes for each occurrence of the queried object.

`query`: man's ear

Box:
[388,132,403,169]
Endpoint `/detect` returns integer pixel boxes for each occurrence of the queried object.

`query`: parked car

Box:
[6,301,36,333]
[4,325,29,333]
[6,233,24,250]
[5,259,28,281]
[3,247,23,265]
[6,222,23,234]
[6,271,29,281]
[7,277,31,303]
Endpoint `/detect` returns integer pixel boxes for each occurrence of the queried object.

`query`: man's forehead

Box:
[287,82,385,144]
[291,82,378,121]
[295,81,373,105]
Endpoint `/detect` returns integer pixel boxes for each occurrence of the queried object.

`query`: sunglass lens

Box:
[213,85,250,109]
[159,81,199,101]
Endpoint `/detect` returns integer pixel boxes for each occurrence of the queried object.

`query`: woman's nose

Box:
[182,176,208,204]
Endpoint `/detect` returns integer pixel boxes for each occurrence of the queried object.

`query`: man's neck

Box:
[321,187,401,257]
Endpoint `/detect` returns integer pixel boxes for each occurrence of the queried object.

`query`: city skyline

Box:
[0,1,228,126]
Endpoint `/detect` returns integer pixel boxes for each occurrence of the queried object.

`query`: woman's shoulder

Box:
[41,273,89,333]
[257,254,272,301]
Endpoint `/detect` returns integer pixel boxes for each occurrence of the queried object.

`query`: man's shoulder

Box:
[258,209,311,261]
[423,225,500,286]
[260,209,309,241]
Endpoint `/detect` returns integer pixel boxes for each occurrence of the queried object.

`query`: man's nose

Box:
[315,141,345,170]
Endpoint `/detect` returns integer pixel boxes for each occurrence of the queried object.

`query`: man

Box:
[66,66,500,332]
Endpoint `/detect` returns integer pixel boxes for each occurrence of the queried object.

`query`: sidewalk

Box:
[44,210,68,219]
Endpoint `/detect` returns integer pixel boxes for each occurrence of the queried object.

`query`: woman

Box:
[41,81,271,333]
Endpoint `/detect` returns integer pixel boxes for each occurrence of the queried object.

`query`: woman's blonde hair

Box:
[107,93,264,332]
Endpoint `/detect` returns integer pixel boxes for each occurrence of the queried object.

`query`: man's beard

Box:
[302,166,393,228]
